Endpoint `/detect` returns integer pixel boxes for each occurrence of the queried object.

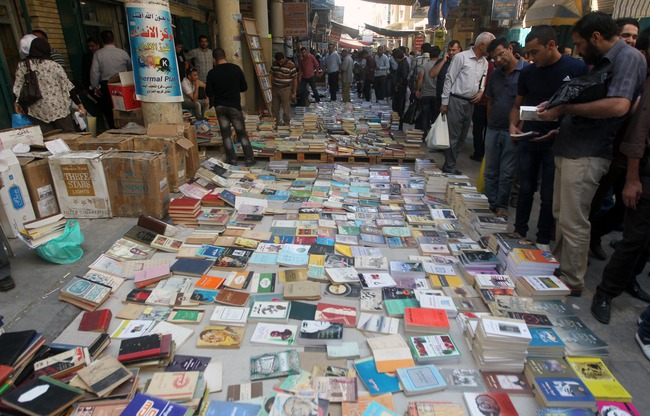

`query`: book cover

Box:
[226,381,264,401]
[357,313,400,334]
[288,301,317,321]
[596,401,640,416]
[123,225,157,246]
[408,334,461,363]
[481,372,533,396]
[224,271,254,290]
[297,320,344,345]
[250,350,300,380]
[197,325,245,348]
[166,354,211,372]
[353,357,401,396]
[190,289,219,304]
[210,306,250,326]
[170,258,214,277]
[249,301,291,321]
[397,365,447,395]
[404,308,450,332]
[117,334,163,362]
[566,357,632,402]
[195,275,226,290]
[76,355,132,397]
[463,392,519,416]
[215,288,250,307]
[78,309,112,333]
[119,393,188,416]
[1,376,85,416]
[250,323,297,346]
[366,334,415,373]
[167,308,204,324]
[315,302,357,327]
[145,371,199,401]
[202,400,261,416]
[534,377,597,407]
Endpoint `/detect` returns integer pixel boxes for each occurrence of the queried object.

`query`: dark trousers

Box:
[98,81,115,129]
[0,227,10,279]
[514,142,555,244]
[596,170,650,298]
[327,72,339,101]
[363,79,374,101]
[589,161,626,244]
[28,114,76,134]
[299,77,320,106]
[639,306,650,341]
[420,95,439,137]
[393,86,407,129]
[472,104,488,159]
[215,106,254,164]
[374,75,386,100]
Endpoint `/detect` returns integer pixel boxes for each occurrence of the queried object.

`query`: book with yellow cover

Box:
[366,334,415,373]
[565,357,632,402]
[428,274,464,288]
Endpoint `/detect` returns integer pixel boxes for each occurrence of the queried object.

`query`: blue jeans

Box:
[514,142,555,244]
[215,106,254,163]
[484,127,518,210]
[420,96,438,137]
[299,77,320,106]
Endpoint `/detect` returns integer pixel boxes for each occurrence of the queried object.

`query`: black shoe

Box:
[442,167,462,175]
[469,154,482,162]
[609,239,620,249]
[0,276,15,292]
[590,292,612,324]
[245,160,257,167]
[568,289,583,297]
[589,241,607,261]
[625,281,650,303]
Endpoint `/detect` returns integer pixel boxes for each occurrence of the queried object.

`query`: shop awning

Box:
[613,0,650,18]
[361,0,417,5]
[363,23,421,37]
[523,0,582,27]
[331,21,361,39]
[334,37,372,50]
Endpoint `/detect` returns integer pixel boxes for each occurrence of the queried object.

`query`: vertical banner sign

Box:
[492,0,518,20]
[414,35,425,51]
[284,2,309,37]
[433,30,446,49]
[126,3,182,102]
[329,26,342,42]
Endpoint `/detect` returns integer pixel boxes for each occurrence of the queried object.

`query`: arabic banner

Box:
[126,3,182,102]
[492,0,518,20]
[284,2,308,37]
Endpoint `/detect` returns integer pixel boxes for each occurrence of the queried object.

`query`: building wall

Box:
[24,0,70,73]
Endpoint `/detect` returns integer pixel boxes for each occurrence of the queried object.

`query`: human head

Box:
[475,394,501,416]
[636,27,650,68]
[187,67,199,81]
[341,49,349,57]
[616,17,639,46]
[377,45,384,55]
[510,41,522,58]
[328,43,335,53]
[87,37,101,53]
[29,37,51,60]
[525,25,560,67]
[431,46,441,58]
[213,47,226,62]
[474,32,496,58]
[19,34,36,59]
[175,41,183,53]
[421,42,431,54]
[199,35,209,49]
[447,40,462,58]
[32,30,48,40]
[487,38,515,69]
[398,45,407,55]
[275,51,287,64]
[572,12,620,65]
[100,30,115,45]
[300,47,309,58]
[392,49,405,60]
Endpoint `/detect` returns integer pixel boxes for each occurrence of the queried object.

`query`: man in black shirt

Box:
[205,48,256,167]
[433,40,462,121]
[392,49,410,130]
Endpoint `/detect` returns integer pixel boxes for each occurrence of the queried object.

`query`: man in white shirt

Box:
[440,32,495,174]
[340,49,354,103]
[181,68,208,120]
[187,35,213,83]
[374,46,390,101]
[324,43,341,101]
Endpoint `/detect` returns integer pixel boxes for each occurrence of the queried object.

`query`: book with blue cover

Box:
[353,357,401,396]
[119,393,189,416]
[362,401,401,416]
[170,258,214,277]
[397,365,447,396]
[533,377,597,410]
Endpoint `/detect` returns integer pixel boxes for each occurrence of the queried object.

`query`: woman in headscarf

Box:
[13,37,85,133]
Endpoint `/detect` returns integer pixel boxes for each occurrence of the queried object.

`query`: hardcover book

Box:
[1,376,85,416]
[353,357,401,396]
[79,309,112,333]
[315,302,357,327]
[119,393,188,416]
[196,325,245,349]
[250,350,300,380]
[250,323,297,346]
[76,355,132,397]
[397,365,447,396]
[297,320,344,346]
[463,392,519,416]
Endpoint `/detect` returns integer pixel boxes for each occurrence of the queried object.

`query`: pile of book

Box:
[18,213,66,248]
[471,316,532,373]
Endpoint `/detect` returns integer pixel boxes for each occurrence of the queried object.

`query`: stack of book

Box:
[18,213,66,248]
[117,333,174,367]
[471,316,532,373]
[505,248,560,277]
[59,276,112,311]
[515,275,571,300]
[168,198,201,227]
[528,327,566,357]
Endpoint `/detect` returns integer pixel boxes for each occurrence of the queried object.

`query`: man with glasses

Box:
[509,26,588,254]
[484,38,528,220]
[440,33,495,174]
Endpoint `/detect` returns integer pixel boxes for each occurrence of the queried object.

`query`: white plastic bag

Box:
[426,114,450,149]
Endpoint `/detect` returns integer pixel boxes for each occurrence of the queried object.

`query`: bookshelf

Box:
[241,18,272,114]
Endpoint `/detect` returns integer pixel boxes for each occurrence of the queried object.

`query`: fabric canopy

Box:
[363,23,421,37]
[334,38,372,50]
[330,21,360,39]
[523,0,582,27]
[613,0,650,18]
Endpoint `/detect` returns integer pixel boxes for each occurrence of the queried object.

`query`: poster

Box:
[414,35,425,51]
[126,4,182,102]
[492,0,517,20]
[284,3,308,37]
[411,4,428,19]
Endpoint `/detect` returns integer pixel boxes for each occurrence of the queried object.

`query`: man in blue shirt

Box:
[324,43,341,102]
[509,26,588,252]
[537,13,647,296]
[484,38,528,219]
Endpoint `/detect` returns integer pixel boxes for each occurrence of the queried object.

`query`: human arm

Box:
[378,55,389,71]
[623,158,642,209]
[415,70,425,98]
[509,95,525,136]
[239,67,248,92]
[428,56,447,78]
[536,97,632,121]
[441,54,462,107]
[90,54,101,92]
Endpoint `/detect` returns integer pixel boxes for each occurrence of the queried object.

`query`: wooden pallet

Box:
[327,155,377,164]
[376,156,421,164]
[276,151,328,162]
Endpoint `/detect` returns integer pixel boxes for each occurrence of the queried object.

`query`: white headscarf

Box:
[19,34,37,59]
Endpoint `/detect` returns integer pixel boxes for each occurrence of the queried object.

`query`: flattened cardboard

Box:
[18,157,60,218]
[0,150,36,237]
[132,136,186,192]
[0,125,44,150]
[77,136,134,151]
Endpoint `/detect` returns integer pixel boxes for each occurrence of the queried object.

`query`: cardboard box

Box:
[43,132,89,150]
[49,151,112,218]
[0,125,45,151]
[108,72,141,111]
[18,157,60,219]
[76,136,134,151]
[101,151,170,218]
[0,150,36,237]
[133,136,191,192]
[113,108,144,128]
[146,123,199,179]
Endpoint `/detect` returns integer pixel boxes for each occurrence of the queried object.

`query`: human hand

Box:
[94,89,102,98]
[530,128,559,142]
[415,90,421,99]
[536,101,562,121]
[14,103,23,114]
[471,91,484,104]
[622,178,643,209]
[440,105,448,115]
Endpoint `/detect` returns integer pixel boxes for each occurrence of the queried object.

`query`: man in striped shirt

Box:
[270,52,298,126]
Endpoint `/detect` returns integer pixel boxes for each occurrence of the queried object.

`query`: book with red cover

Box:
[169,198,201,212]
[403,308,450,333]
[0,365,13,384]
[314,302,358,327]
[201,193,227,207]
[78,309,112,333]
